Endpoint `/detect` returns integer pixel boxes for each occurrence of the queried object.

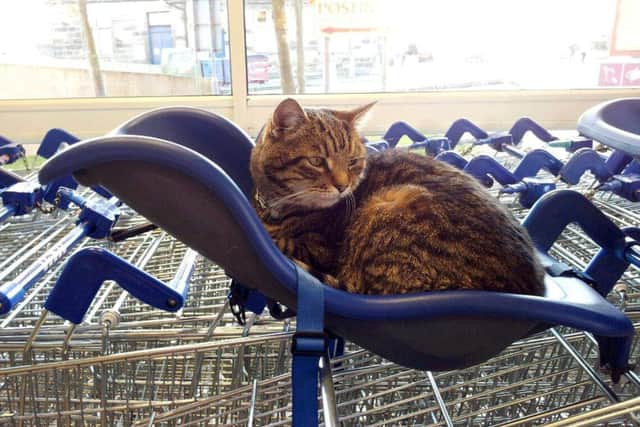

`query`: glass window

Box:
[245,0,638,94]
[0,0,230,99]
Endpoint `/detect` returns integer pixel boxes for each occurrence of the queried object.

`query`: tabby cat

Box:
[250,98,545,296]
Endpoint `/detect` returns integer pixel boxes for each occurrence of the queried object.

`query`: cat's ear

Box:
[272,98,307,131]
[333,101,376,129]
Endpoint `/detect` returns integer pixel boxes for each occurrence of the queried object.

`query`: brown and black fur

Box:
[250,98,545,296]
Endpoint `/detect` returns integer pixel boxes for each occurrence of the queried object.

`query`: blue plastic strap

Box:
[292,267,325,427]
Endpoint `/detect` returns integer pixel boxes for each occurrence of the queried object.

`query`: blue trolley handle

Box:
[509,117,558,144]
[463,155,518,187]
[559,148,613,185]
[37,128,80,160]
[444,118,488,146]
[381,121,427,148]
[45,247,185,324]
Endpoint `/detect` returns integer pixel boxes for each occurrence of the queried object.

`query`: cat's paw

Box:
[275,237,295,255]
[292,258,313,272]
[321,273,341,288]
[292,259,340,287]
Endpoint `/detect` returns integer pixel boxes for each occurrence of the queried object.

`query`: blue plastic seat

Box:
[110,106,255,197]
[578,98,640,155]
[38,107,634,377]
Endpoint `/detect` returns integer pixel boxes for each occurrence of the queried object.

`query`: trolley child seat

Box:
[38,107,636,426]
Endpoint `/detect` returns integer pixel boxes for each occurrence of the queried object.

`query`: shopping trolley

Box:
[125,330,640,426]
[32,105,640,426]
[369,105,640,208]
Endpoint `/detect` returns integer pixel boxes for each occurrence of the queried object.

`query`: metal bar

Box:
[0,333,292,377]
[544,396,640,427]
[0,239,90,327]
[0,223,88,314]
[85,233,152,324]
[0,221,69,279]
[320,355,339,427]
[550,328,619,403]
[248,379,258,427]
[581,331,640,390]
[189,299,230,397]
[426,371,454,427]
[99,232,166,328]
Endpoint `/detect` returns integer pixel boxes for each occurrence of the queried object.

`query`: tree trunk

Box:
[77,0,105,97]
[272,0,295,94]
[294,0,305,93]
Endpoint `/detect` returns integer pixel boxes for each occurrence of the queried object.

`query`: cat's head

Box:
[250,98,374,217]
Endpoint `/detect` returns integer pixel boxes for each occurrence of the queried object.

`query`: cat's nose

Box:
[336,183,348,193]
[331,169,349,193]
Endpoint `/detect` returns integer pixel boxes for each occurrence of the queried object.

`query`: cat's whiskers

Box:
[268,189,312,208]
[268,188,339,215]
[344,192,356,221]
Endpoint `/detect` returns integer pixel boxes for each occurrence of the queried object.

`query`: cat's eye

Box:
[349,158,363,168]
[307,157,324,167]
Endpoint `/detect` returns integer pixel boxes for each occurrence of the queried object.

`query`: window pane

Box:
[245,0,638,94]
[0,0,230,99]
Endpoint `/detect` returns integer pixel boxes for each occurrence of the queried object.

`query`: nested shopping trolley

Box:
[0,100,631,427]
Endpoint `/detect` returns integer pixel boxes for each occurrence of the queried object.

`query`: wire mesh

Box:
[1,135,640,426]
[0,333,292,426]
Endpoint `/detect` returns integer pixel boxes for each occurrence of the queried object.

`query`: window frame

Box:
[0,0,638,146]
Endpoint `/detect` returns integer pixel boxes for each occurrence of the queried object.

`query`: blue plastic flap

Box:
[38,135,634,341]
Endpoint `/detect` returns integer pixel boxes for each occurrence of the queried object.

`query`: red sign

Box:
[599,63,623,86]
[622,63,640,86]
[310,0,385,33]
[599,63,640,87]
